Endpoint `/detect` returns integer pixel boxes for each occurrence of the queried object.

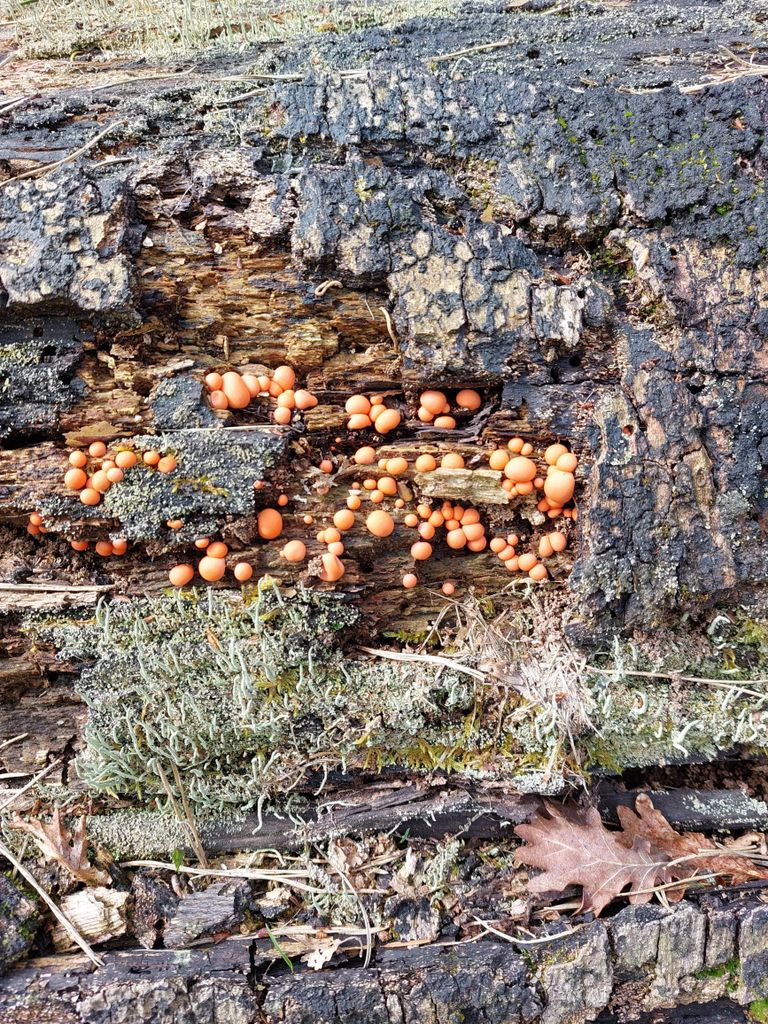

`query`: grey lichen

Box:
[150,375,219,431]
[40,427,286,542]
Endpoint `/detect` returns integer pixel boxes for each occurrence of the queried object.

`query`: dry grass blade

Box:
[360,646,486,681]
[0,837,103,966]
[119,860,325,894]
[0,758,61,813]
[1,121,123,187]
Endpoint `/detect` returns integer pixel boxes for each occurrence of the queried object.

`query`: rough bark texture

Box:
[3,0,768,1020]
[2,890,768,1024]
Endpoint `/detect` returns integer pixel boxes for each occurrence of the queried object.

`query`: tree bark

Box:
[2,0,768,1020]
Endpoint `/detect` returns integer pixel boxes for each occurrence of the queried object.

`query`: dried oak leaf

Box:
[514,801,670,916]
[616,793,768,890]
[11,808,110,886]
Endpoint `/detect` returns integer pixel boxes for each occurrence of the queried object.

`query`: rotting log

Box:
[3,0,768,1020]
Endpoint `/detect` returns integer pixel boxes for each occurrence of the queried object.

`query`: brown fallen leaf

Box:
[11,808,110,886]
[616,793,768,890]
[515,796,768,916]
[514,802,669,916]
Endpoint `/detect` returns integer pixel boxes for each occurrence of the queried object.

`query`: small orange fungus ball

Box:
[258,508,284,540]
[441,581,456,596]
[323,528,342,544]
[157,455,177,474]
[111,539,128,556]
[441,453,465,469]
[91,470,111,493]
[369,403,386,422]
[521,442,534,457]
[198,556,226,582]
[106,467,124,484]
[69,450,88,469]
[347,495,361,511]
[518,553,538,572]
[347,413,372,430]
[29,512,43,526]
[404,513,419,527]
[505,456,537,483]
[456,389,481,411]
[205,372,224,391]
[545,444,568,466]
[64,468,87,490]
[418,522,435,540]
[242,374,261,398]
[194,537,210,549]
[95,540,113,557]
[80,488,101,506]
[303,514,314,525]
[319,552,345,582]
[544,470,575,506]
[268,380,283,398]
[507,437,525,454]
[375,409,401,434]
[516,481,534,496]
[370,489,384,503]
[419,390,446,415]
[386,457,409,476]
[234,562,254,582]
[446,529,467,550]
[169,564,195,587]
[166,519,183,529]
[549,531,567,552]
[345,395,371,415]
[282,540,307,562]
[273,365,296,390]
[415,454,437,473]
[273,408,292,425]
[276,390,296,409]
[489,449,509,471]
[319,459,334,474]
[143,450,161,466]
[468,537,487,552]
[210,391,229,410]
[115,450,137,469]
[221,372,251,410]
[402,573,418,589]
[555,452,578,473]
[88,441,107,458]
[328,541,345,556]
[295,389,318,410]
[70,540,89,551]
[462,523,485,543]
[207,541,228,558]
[538,536,554,559]
[354,446,377,465]
[411,541,433,561]
[434,416,457,430]
[417,407,434,423]
[378,476,398,496]
[529,563,548,581]
[498,545,516,561]
[333,509,356,531]
[277,494,289,507]
[27,523,40,536]
[366,509,395,538]
[490,537,507,553]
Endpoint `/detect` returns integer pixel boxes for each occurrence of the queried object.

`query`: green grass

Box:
[2,0,458,61]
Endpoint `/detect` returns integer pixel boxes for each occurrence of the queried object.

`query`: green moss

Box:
[750,999,768,1022]
[695,956,740,981]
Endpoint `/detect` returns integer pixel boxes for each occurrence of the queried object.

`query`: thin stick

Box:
[428,38,520,64]
[360,646,486,681]
[379,306,397,344]
[214,87,267,107]
[0,95,31,116]
[0,733,28,753]
[472,917,585,945]
[119,860,323,894]
[169,760,209,868]
[1,121,123,187]
[0,838,103,966]
[590,666,768,699]
[0,582,113,593]
[0,758,61,813]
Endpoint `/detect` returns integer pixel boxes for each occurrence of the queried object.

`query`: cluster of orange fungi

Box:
[345,394,402,434]
[204,365,318,425]
[416,387,481,429]
[26,366,578,595]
